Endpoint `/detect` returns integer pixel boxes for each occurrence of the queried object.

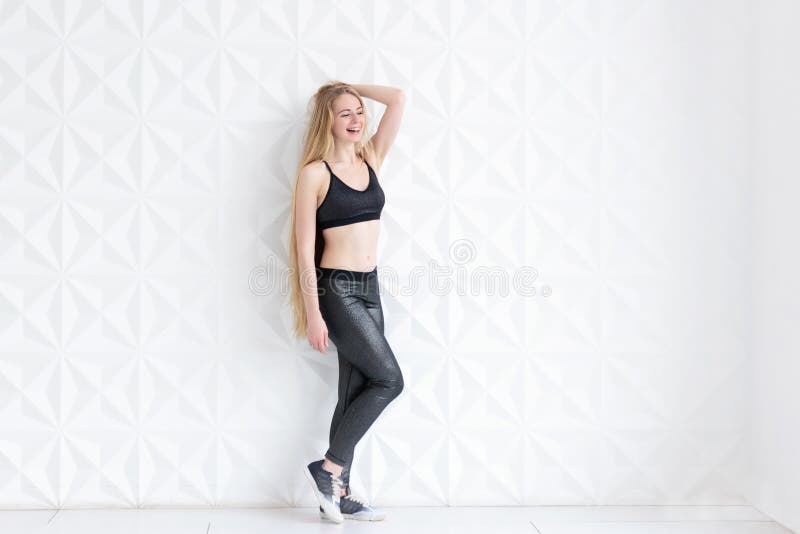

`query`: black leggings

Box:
[317,266,404,471]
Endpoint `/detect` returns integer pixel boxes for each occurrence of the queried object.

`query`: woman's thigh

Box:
[319,289,399,380]
[333,301,385,411]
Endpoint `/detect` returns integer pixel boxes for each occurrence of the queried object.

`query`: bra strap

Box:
[365,160,379,182]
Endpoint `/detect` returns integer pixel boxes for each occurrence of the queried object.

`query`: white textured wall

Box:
[0,1,752,508]
[749,0,800,532]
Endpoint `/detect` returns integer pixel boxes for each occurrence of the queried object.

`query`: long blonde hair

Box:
[287,81,375,339]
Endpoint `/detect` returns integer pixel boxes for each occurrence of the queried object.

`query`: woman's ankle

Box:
[321,457,343,478]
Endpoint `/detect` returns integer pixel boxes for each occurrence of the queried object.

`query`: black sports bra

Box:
[316,159,385,230]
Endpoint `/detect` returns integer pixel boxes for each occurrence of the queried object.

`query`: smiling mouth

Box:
[347,128,361,133]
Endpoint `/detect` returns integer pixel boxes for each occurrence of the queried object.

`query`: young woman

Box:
[288,82,405,522]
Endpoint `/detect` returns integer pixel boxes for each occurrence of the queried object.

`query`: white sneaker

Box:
[319,488,386,521]
[303,459,344,523]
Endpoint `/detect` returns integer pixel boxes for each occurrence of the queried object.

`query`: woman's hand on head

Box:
[307,311,329,354]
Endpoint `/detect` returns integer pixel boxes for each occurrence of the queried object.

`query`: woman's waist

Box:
[319,247,378,273]
[318,265,378,279]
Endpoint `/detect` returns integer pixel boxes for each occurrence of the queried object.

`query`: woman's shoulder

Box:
[300,159,330,179]
[302,158,328,171]
[297,161,331,197]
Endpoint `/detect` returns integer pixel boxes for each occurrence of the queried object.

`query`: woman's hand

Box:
[307,311,329,354]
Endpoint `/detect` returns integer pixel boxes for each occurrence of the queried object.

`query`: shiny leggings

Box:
[317,266,404,472]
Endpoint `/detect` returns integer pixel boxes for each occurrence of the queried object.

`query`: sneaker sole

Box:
[320,510,386,521]
[302,463,343,523]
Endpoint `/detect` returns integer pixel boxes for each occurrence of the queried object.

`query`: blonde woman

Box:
[288,82,405,522]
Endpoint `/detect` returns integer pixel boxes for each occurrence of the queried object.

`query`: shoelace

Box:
[344,492,367,506]
[330,475,344,498]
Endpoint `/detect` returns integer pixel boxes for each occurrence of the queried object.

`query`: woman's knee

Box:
[390,368,404,397]
[372,367,404,399]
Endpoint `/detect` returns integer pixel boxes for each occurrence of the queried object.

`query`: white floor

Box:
[0,506,793,534]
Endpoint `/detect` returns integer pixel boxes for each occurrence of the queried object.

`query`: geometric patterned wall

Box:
[0,0,751,508]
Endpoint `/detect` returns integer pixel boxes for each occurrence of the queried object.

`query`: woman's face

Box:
[332,94,363,142]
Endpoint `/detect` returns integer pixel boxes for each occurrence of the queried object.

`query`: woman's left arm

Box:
[350,84,405,165]
[350,84,403,105]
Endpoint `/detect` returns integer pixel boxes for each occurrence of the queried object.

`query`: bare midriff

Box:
[319,220,380,272]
